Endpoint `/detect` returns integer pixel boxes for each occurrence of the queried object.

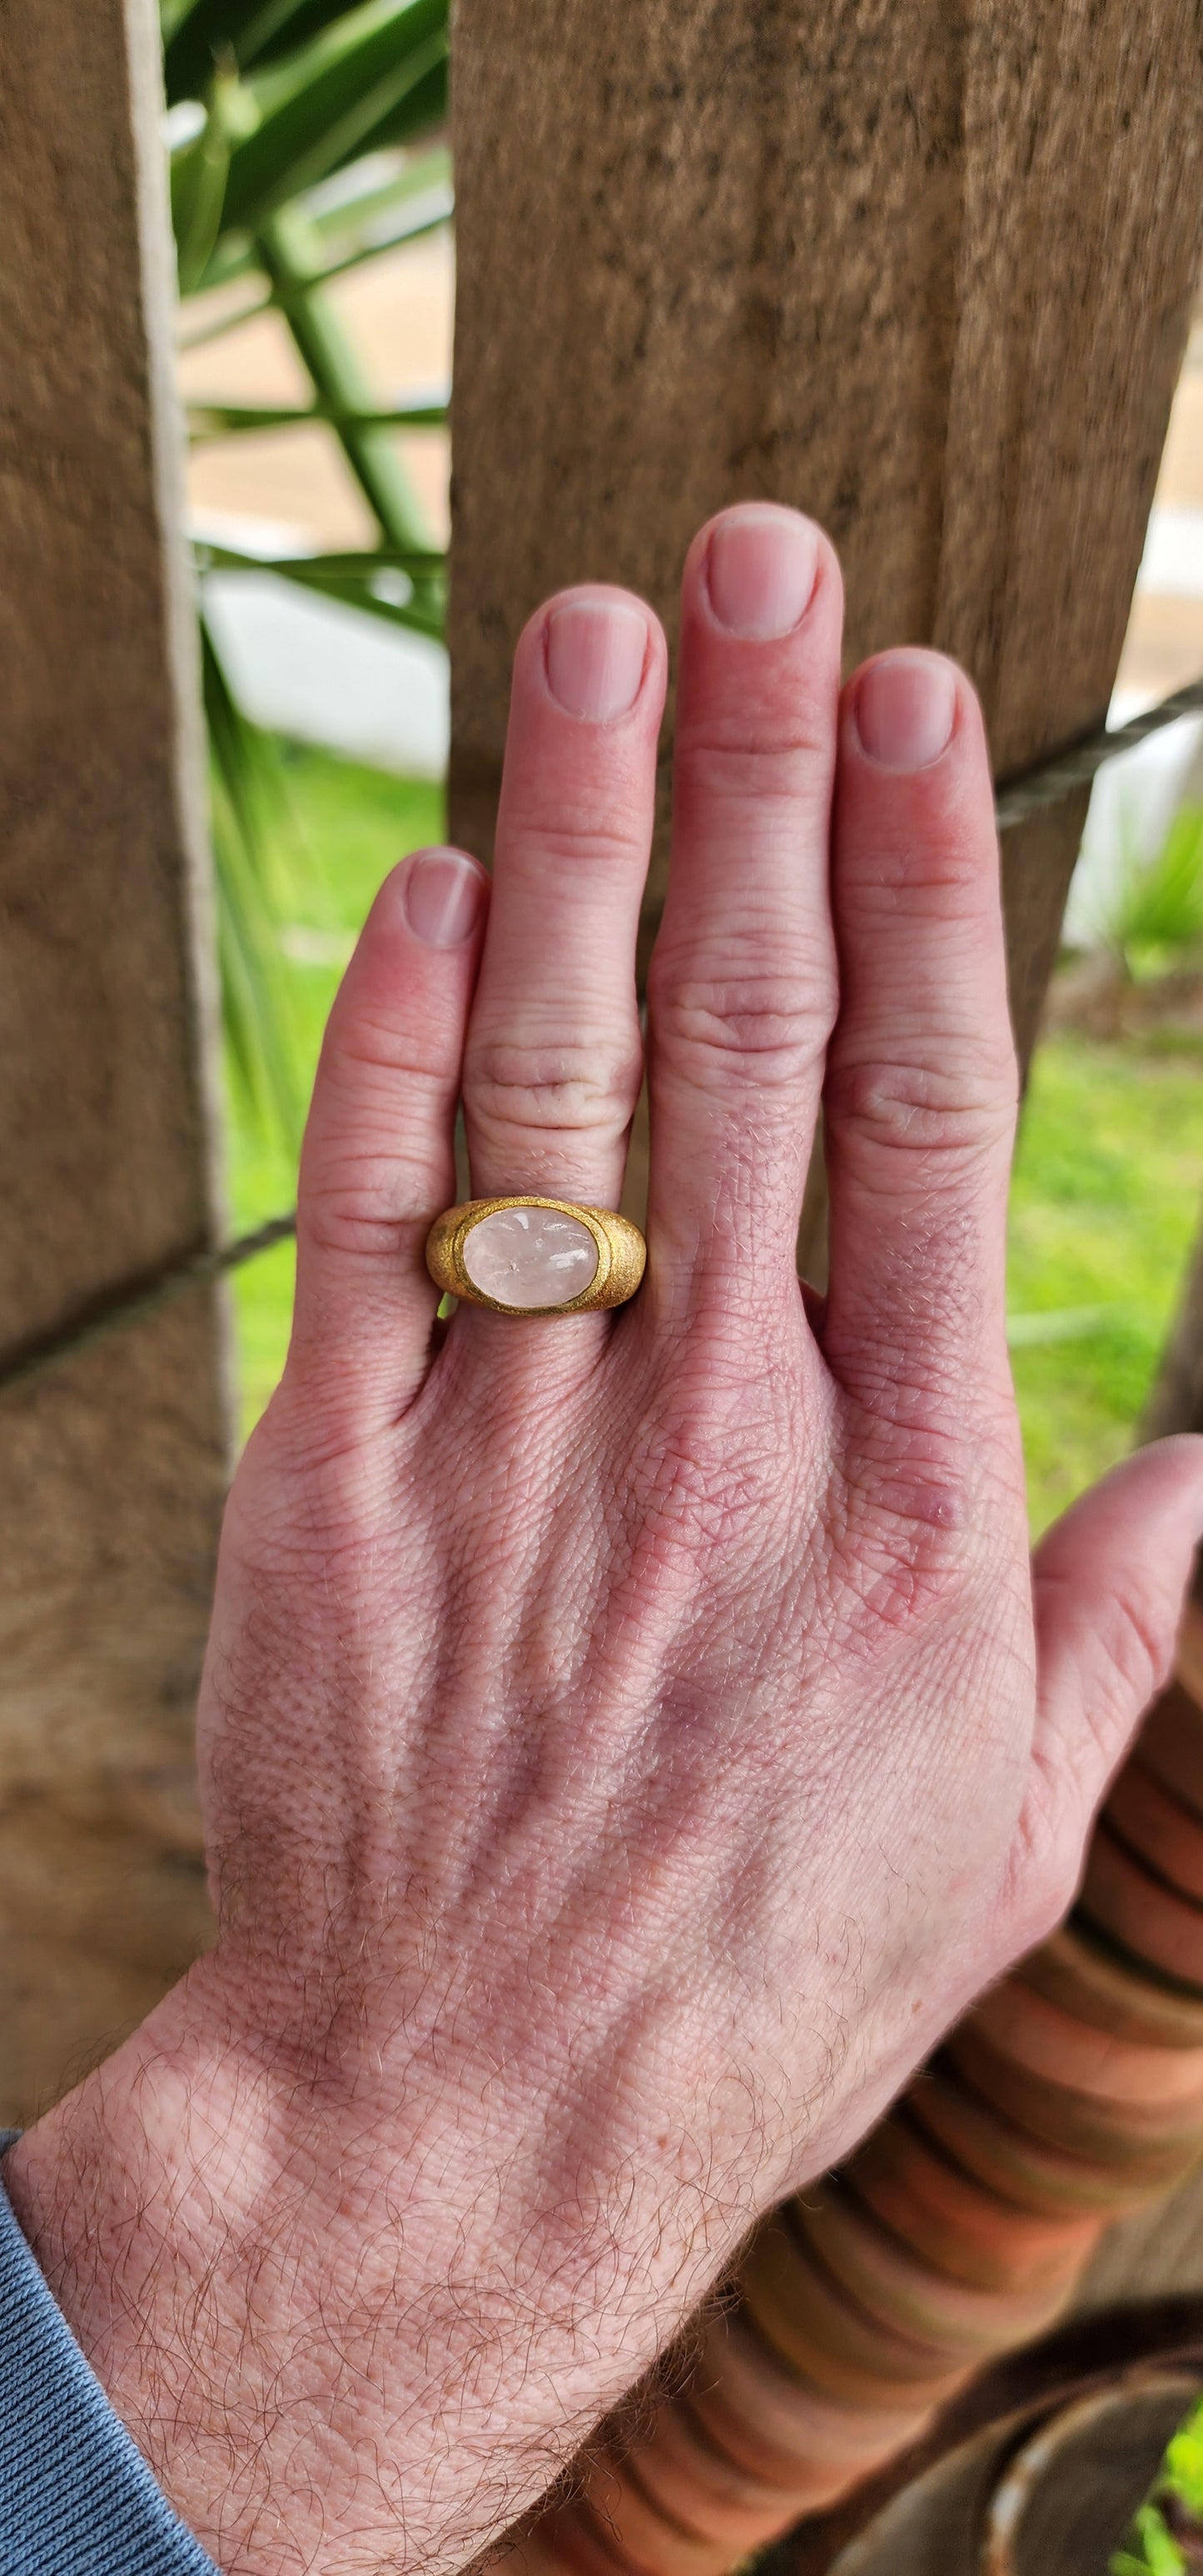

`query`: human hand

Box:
[9,505,1203,2575]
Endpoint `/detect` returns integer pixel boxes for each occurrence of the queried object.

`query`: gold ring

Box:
[425,1196,646,1315]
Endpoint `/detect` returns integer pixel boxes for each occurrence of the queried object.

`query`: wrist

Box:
[5,1962,291,2567]
[1,1950,673,2575]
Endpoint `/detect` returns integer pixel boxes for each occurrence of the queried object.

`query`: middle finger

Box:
[646,504,844,1321]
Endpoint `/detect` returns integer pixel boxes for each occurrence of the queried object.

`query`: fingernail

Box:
[855,652,957,769]
[545,599,648,719]
[707,505,820,639]
[402,848,484,947]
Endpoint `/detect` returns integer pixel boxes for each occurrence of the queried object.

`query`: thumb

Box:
[1023,1435,1203,1909]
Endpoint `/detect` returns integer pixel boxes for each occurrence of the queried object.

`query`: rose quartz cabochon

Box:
[462,1206,599,1308]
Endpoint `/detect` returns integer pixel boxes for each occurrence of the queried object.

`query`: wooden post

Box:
[1146,1226,1203,1445]
[0,0,229,2122]
[450,0,1202,1168]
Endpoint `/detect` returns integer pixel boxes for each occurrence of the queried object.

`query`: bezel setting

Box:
[425,1195,646,1316]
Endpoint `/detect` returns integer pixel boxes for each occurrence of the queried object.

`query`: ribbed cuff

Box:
[0,2139,219,2574]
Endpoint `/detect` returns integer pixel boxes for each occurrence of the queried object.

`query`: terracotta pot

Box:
[947,2024,1203,2170]
[1107,1760,1203,1904]
[1131,1682,1203,1824]
[912,2060,1171,2215]
[504,2526,567,2576]
[968,1972,1203,2111]
[845,2109,1101,2292]
[544,2484,692,2576]
[538,2495,629,2576]
[1078,1818,1203,1990]
[570,2443,763,2576]
[1018,1918,1203,2049]
[684,2308,930,2485]
[738,2214,971,2404]
[792,2181,1073,2360]
[613,2394,877,2542]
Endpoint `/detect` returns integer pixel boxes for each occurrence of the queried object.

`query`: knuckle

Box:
[504,806,649,876]
[465,1028,644,1140]
[302,1062,448,1256]
[649,954,831,1089]
[826,1052,1016,1176]
[300,1158,423,1260]
[324,1010,447,1089]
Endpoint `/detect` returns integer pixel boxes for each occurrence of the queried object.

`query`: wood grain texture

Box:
[0,0,228,2121]
[450,0,1203,943]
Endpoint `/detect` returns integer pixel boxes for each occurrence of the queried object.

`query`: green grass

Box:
[222,744,1203,1537]
[1009,1032,1203,1534]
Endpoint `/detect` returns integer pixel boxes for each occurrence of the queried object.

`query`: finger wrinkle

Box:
[673,739,834,809]
[498,808,653,872]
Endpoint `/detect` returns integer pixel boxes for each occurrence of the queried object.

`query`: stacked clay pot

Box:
[516,1603,1203,2576]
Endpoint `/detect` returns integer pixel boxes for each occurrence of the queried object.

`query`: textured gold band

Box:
[425,1196,647,1316]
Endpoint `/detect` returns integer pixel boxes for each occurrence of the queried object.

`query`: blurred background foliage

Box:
[1095,803,1203,985]
[162,0,449,1140]
[1112,2390,1203,2574]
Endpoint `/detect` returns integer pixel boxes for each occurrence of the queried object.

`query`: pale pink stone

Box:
[462,1205,599,1309]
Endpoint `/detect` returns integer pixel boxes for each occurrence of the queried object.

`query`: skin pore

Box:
[6,505,1203,2575]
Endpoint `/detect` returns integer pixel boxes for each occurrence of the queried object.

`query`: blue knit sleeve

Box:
[0,2141,220,2574]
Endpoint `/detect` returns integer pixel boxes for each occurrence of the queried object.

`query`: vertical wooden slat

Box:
[1145,1223,1203,1443]
[0,0,229,2121]
[450,2,1202,1005]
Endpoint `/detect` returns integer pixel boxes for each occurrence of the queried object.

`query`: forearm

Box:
[2,1954,704,2576]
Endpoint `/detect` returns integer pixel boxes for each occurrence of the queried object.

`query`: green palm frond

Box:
[164,0,374,106]
[195,538,445,638]
[164,0,450,1151]
[220,0,447,235]
[201,614,306,1146]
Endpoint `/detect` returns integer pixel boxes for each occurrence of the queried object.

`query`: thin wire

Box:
[0,1214,297,1397]
[2,670,1201,1400]
[995,676,1203,827]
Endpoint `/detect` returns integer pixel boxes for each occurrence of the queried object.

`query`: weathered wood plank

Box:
[450,0,1202,992]
[0,0,229,2121]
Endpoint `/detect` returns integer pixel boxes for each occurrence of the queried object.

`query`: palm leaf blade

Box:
[201,614,305,1145]
[164,0,370,104]
[221,0,447,232]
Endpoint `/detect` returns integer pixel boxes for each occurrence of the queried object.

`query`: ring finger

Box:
[460,584,666,1237]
